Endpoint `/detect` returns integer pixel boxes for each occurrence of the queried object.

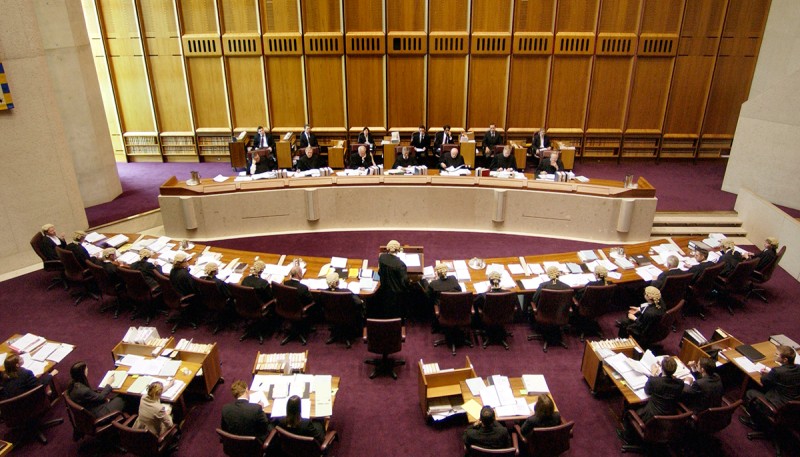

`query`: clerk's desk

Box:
[159,171,656,243]
[460,377,556,422]
[0,334,71,377]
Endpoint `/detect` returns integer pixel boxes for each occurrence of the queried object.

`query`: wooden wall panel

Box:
[226,57,268,129]
[387,56,426,129]
[302,0,342,32]
[640,0,684,33]
[148,56,193,131]
[266,57,306,128]
[586,57,633,131]
[388,0,426,31]
[220,0,259,33]
[427,56,468,129]
[625,58,673,132]
[472,0,512,32]
[109,57,156,131]
[186,59,231,128]
[344,0,383,32]
[513,0,556,32]
[346,56,386,129]
[556,0,599,32]
[260,0,301,32]
[598,0,641,33]
[430,0,470,32]
[179,0,219,34]
[507,56,551,129]
[305,56,346,128]
[547,57,591,129]
[468,56,509,128]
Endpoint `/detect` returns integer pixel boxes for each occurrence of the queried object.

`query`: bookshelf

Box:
[583,131,622,158]
[123,132,161,162]
[621,133,660,158]
[160,132,197,162]
[698,135,733,158]
[417,356,476,422]
[659,134,698,159]
[196,129,232,163]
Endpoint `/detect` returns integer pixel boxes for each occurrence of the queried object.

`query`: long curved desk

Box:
[159,173,657,243]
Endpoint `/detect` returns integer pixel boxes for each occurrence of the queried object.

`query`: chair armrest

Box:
[513,424,528,445]
[677,402,691,414]
[626,409,647,433]
[434,304,440,317]
[179,294,196,305]
[95,409,125,426]
[320,430,337,451]
[302,302,315,314]
[401,326,406,342]
[44,260,63,269]
[157,423,179,444]
[362,327,368,343]
[262,428,277,450]
[119,414,137,427]
[262,298,277,313]
[752,396,780,417]
[511,432,519,454]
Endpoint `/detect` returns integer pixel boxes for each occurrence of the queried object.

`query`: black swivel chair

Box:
[686,263,724,319]
[118,266,162,324]
[0,384,63,445]
[363,318,405,379]
[272,282,315,345]
[714,258,758,314]
[55,246,98,306]
[747,245,786,302]
[477,291,516,349]
[321,290,363,349]
[30,231,66,290]
[514,420,575,457]
[572,284,616,341]
[433,292,474,356]
[228,282,274,344]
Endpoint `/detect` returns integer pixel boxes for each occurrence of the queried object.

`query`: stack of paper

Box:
[99,370,128,389]
[635,264,664,281]
[522,374,550,395]
[577,250,598,262]
[105,234,129,248]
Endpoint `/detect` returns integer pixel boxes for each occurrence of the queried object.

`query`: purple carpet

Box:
[2,231,797,457]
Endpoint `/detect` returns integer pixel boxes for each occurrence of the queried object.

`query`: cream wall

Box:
[0,0,120,275]
[723,0,800,210]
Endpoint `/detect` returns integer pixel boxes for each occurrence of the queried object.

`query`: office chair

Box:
[114,414,180,456]
[528,289,573,352]
[634,299,684,352]
[153,270,198,333]
[477,291,516,349]
[433,292,474,356]
[118,266,162,324]
[686,262,724,319]
[216,428,274,457]
[195,277,236,335]
[0,384,63,444]
[363,318,405,379]
[272,282,315,345]
[29,231,66,290]
[55,246,98,305]
[658,272,693,332]
[514,420,575,457]
[688,398,742,440]
[621,409,692,454]
[465,433,519,456]
[228,282,274,344]
[744,398,800,457]
[321,290,363,349]
[747,245,786,302]
[85,260,126,317]
[274,426,338,457]
[714,258,758,314]
[572,284,616,341]
[63,392,125,445]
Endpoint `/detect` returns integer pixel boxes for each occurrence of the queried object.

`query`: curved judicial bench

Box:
[159,173,657,243]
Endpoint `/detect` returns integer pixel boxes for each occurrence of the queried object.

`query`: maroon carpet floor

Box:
[2,231,797,457]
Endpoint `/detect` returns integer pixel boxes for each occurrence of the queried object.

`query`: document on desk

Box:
[507,264,526,275]
[330,257,348,269]
[271,397,288,417]
[162,380,185,401]
[462,398,483,421]
[249,390,269,408]
[466,377,487,396]
[31,342,60,361]
[127,376,154,395]
[479,385,501,408]
[117,354,145,367]
[528,263,545,275]
[158,360,182,377]
[490,375,516,406]
[19,356,47,377]
[129,358,166,376]
[734,357,766,373]
[635,264,663,281]
[473,281,490,294]
[99,370,128,389]
[398,253,421,267]
[519,277,544,290]
[522,375,549,395]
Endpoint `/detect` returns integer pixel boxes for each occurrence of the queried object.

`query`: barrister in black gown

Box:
[39,223,66,261]
[357,127,376,151]
[296,146,322,171]
[349,146,374,169]
[532,266,571,306]
[747,237,779,270]
[374,240,410,319]
[201,262,231,298]
[536,150,564,174]
[250,149,277,174]
[574,265,611,301]
[489,146,516,171]
[66,231,91,267]
[617,286,665,340]
[241,260,272,303]
[169,252,197,297]
[439,147,465,169]
[129,248,162,289]
[393,147,418,169]
[718,239,743,277]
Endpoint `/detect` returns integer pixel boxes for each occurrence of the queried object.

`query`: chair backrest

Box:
[195,277,228,312]
[216,428,264,457]
[118,267,155,303]
[468,444,518,457]
[576,284,616,319]
[659,273,693,310]
[153,270,182,309]
[56,246,87,282]
[321,290,361,329]
[365,318,403,356]
[297,146,320,156]
[481,292,517,327]
[689,263,724,298]
[438,292,474,327]
[441,143,459,156]
[692,398,742,435]
[755,245,786,283]
[114,418,160,456]
[721,258,759,292]
[229,282,267,319]
[644,300,684,346]
[272,282,304,321]
[535,289,574,327]
[641,410,692,443]
[493,145,507,155]
[275,426,322,457]
[85,260,118,296]
[0,384,49,428]
[522,420,575,457]
[30,231,48,263]
[64,392,101,436]
[350,143,369,153]
[776,400,800,432]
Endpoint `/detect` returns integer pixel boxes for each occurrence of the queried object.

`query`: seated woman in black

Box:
[276,395,325,443]
[67,361,126,417]
[0,353,55,399]
[519,395,561,436]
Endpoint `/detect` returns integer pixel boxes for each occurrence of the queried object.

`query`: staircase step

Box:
[652,215,743,226]
[650,226,748,236]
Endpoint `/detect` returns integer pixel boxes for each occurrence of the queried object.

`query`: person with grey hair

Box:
[201,261,231,298]
[242,260,271,302]
[66,230,91,267]
[489,145,516,172]
[650,255,683,289]
[463,405,511,450]
[375,240,410,319]
[39,223,66,260]
[349,145,373,169]
[296,146,322,171]
[129,248,162,289]
[393,146,417,169]
[532,266,570,306]
[284,261,314,306]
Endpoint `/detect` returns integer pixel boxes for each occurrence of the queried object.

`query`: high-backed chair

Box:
[744,398,800,457]
[621,409,692,454]
[274,425,338,457]
[195,277,235,334]
[55,246,97,305]
[0,384,63,444]
[64,392,124,445]
[747,245,786,302]
[441,143,460,162]
[477,291,517,349]
[714,258,758,314]
[114,414,179,456]
[30,231,66,290]
[272,282,315,345]
[466,433,519,456]
[118,266,162,324]
[658,272,693,332]
[572,284,616,341]
[228,282,274,344]
[514,420,574,457]
[433,292,474,356]
[686,263,724,319]
[689,398,742,437]
[363,318,405,379]
[153,270,198,333]
[635,300,684,351]
[216,428,275,457]
[321,290,363,349]
[528,289,573,352]
[85,260,125,317]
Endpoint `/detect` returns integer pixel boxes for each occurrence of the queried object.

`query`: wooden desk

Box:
[722,340,780,387]
[0,334,73,377]
[248,374,340,419]
[276,134,296,169]
[581,338,641,402]
[418,357,477,421]
[382,144,396,170]
[0,441,12,457]
[459,377,555,422]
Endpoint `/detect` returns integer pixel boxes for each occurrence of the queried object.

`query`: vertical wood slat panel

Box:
[305,56,346,128]
[260,0,301,33]
[226,56,268,129]
[186,58,231,129]
[302,0,342,33]
[346,56,386,129]
[513,0,557,33]
[472,0,512,32]
[428,56,468,130]
[586,57,634,131]
[468,56,509,128]
[266,56,306,129]
[547,57,592,129]
[344,0,383,32]
[507,56,551,130]
[430,0,470,32]
[387,0,426,32]
[387,56,426,129]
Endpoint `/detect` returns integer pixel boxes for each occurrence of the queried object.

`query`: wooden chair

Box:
[55,246,98,305]
[621,409,692,454]
[64,392,125,445]
[321,290,363,349]
[686,262,724,319]
[433,292,474,356]
[514,420,574,457]
[528,289,573,352]
[274,425,338,457]
[272,282,315,345]
[0,384,63,444]
[747,245,786,302]
[714,258,758,314]
[153,270,198,333]
[29,231,66,290]
[228,282,274,344]
[572,284,616,341]
[363,318,405,379]
[118,266,162,324]
[466,433,519,456]
[195,277,235,335]
[216,428,274,457]
[114,414,180,456]
[85,260,126,317]
[477,291,517,349]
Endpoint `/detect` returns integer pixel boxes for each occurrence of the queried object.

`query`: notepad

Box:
[99,370,127,389]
